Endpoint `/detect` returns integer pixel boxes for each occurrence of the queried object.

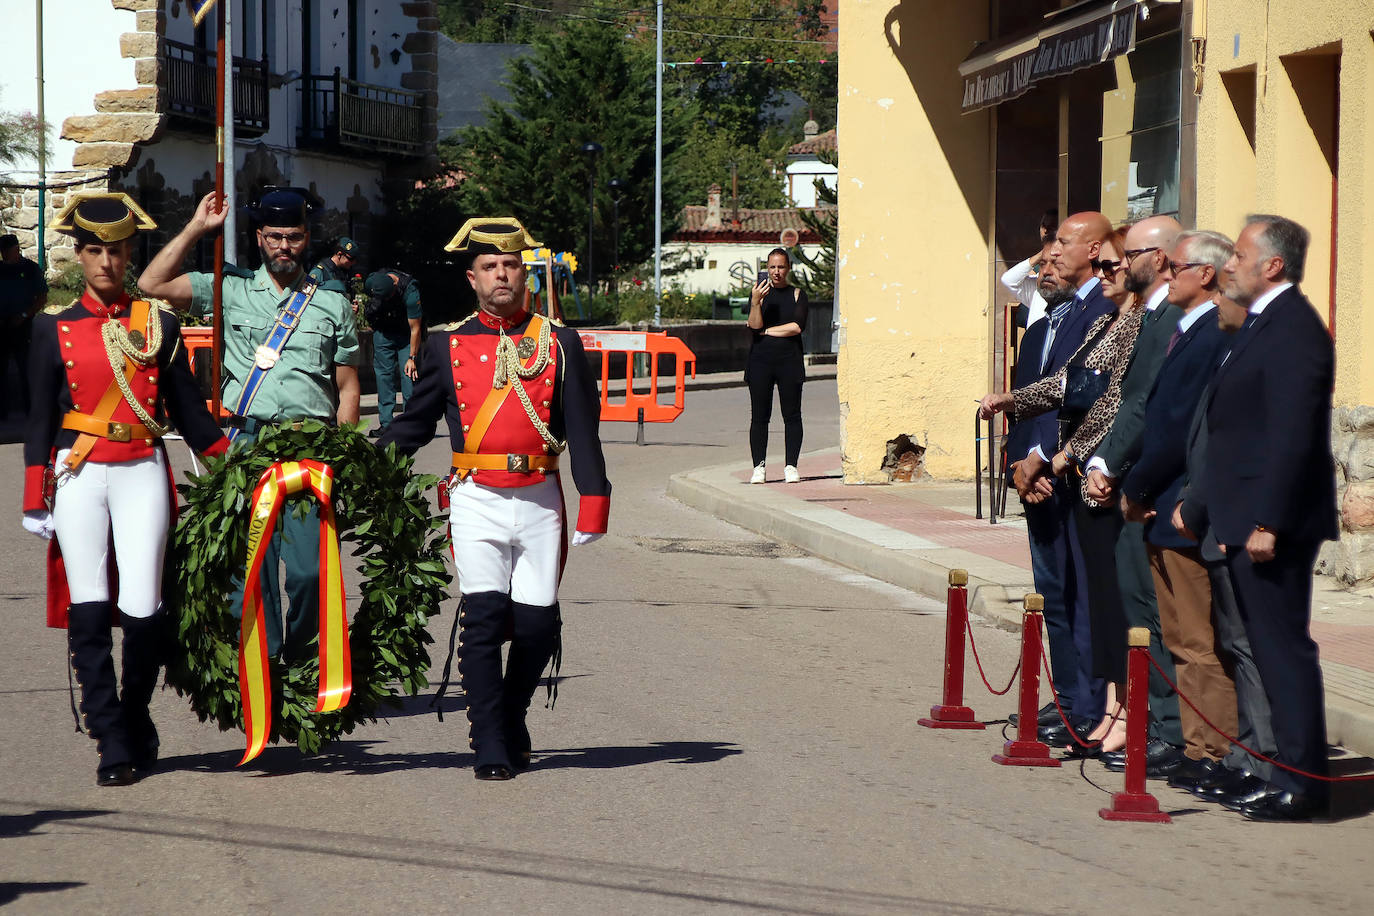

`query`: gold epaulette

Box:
[548,314,565,327]
[146,297,176,315]
[42,300,73,315]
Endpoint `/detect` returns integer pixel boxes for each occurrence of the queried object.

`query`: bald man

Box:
[1010,211,1115,745]
[1080,215,1189,775]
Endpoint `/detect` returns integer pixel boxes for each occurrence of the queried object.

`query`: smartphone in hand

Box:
[757,270,769,287]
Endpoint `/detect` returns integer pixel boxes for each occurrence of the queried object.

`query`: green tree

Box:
[0,92,49,180]
[449,19,692,283]
[793,149,837,299]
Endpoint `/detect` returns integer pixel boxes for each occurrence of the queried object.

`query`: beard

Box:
[1042,283,1078,308]
[260,243,302,277]
[1123,265,1153,295]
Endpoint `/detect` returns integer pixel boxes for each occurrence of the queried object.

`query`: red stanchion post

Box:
[918,570,986,730]
[993,594,1060,767]
[1100,627,1172,823]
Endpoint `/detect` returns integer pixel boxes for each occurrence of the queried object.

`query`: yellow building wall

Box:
[1195,0,1374,406]
[836,1,991,481]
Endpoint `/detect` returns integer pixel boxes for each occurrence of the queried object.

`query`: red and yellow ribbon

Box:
[239,459,352,764]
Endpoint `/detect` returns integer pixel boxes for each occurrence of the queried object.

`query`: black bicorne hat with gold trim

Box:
[51,192,157,246]
[444,217,541,256]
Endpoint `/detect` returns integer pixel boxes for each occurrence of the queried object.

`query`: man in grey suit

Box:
[1172,291,1278,806]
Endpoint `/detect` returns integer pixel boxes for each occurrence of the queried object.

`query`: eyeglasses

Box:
[1090,258,1122,274]
[1123,246,1159,262]
[261,231,307,246]
[1167,260,1207,275]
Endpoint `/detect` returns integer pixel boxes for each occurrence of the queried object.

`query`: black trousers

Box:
[1225,539,1327,798]
[1071,493,1128,685]
[747,345,804,466]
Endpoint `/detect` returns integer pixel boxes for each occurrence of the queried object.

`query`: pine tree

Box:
[793,149,836,300]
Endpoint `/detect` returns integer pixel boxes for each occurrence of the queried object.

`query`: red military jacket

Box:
[381,307,611,533]
[23,291,228,512]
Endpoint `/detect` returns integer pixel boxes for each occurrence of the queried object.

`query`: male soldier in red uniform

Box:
[21,192,228,786]
[380,217,610,781]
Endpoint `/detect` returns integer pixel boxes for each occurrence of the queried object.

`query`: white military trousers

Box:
[448,475,563,606]
[52,448,169,618]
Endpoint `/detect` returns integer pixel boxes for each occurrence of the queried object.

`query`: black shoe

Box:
[96,764,137,787]
[1102,738,1180,772]
[474,763,514,781]
[1192,769,1262,802]
[1093,736,1181,774]
[1040,716,1094,749]
[1009,702,1058,729]
[1219,780,1284,811]
[1167,756,1220,790]
[368,426,386,439]
[1239,790,1327,822]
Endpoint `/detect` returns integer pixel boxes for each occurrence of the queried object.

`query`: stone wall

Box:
[1318,406,1374,586]
[0,172,115,272]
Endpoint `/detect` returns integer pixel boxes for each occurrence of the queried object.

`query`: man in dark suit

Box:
[994,211,1115,741]
[1184,215,1337,821]
[1120,230,1236,790]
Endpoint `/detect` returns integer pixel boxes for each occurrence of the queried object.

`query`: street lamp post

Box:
[580,142,603,307]
[607,177,626,308]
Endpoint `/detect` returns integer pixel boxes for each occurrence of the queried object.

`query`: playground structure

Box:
[521,248,584,321]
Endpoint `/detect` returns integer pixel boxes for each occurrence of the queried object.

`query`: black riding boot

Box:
[120,608,166,774]
[502,601,562,770]
[67,601,135,786]
[456,591,514,778]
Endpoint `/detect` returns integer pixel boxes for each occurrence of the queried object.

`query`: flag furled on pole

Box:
[190,0,219,28]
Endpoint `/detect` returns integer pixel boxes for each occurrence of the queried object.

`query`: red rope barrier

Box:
[1038,652,1123,751]
[1146,656,1374,784]
[964,616,1020,696]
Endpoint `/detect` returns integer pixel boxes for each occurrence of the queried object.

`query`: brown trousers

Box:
[1148,545,1239,761]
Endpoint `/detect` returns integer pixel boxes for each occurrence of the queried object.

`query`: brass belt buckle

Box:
[507,453,529,473]
[107,421,132,442]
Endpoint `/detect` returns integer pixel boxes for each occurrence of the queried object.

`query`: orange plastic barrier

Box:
[577,329,697,424]
[180,326,230,419]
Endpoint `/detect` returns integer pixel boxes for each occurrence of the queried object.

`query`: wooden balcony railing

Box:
[163,38,270,136]
[299,68,425,157]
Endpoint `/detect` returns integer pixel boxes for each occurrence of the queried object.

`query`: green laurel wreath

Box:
[164,422,451,755]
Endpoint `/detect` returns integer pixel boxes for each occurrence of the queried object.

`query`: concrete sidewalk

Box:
[670,446,1374,758]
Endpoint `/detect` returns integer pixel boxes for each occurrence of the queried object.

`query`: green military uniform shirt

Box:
[188,265,361,422]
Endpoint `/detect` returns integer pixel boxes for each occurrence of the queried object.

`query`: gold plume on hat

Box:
[444,217,542,253]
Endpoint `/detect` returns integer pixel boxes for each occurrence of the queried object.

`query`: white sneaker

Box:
[784,465,800,483]
[750,464,767,484]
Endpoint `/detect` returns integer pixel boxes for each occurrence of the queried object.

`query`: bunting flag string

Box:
[665,58,834,68]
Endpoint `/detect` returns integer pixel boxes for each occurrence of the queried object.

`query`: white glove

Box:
[571,530,603,547]
[23,510,55,540]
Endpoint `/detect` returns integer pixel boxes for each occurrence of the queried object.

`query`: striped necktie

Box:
[1041,300,1073,371]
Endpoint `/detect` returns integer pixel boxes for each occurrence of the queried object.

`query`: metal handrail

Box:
[299,67,424,156]
[163,37,269,134]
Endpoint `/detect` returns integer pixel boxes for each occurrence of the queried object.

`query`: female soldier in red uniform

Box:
[21,192,228,786]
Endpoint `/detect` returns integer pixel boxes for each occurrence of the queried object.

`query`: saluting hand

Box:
[192,192,229,234]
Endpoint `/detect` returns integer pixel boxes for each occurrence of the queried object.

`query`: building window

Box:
[1100,30,1182,223]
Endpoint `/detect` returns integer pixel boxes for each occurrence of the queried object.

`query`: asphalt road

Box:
[2,381,1372,914]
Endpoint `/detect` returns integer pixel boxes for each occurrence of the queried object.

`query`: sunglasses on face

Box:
[1090,258,1122,274]
[1123,246,1159,262]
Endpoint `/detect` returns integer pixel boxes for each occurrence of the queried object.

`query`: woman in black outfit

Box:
[746,248,808,483]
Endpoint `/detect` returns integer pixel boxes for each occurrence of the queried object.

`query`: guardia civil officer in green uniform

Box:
[140,187,361,658]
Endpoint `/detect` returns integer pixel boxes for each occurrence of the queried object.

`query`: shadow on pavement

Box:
[0,882,86,906]
[0,808,110,838]
[157,738,740,776]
